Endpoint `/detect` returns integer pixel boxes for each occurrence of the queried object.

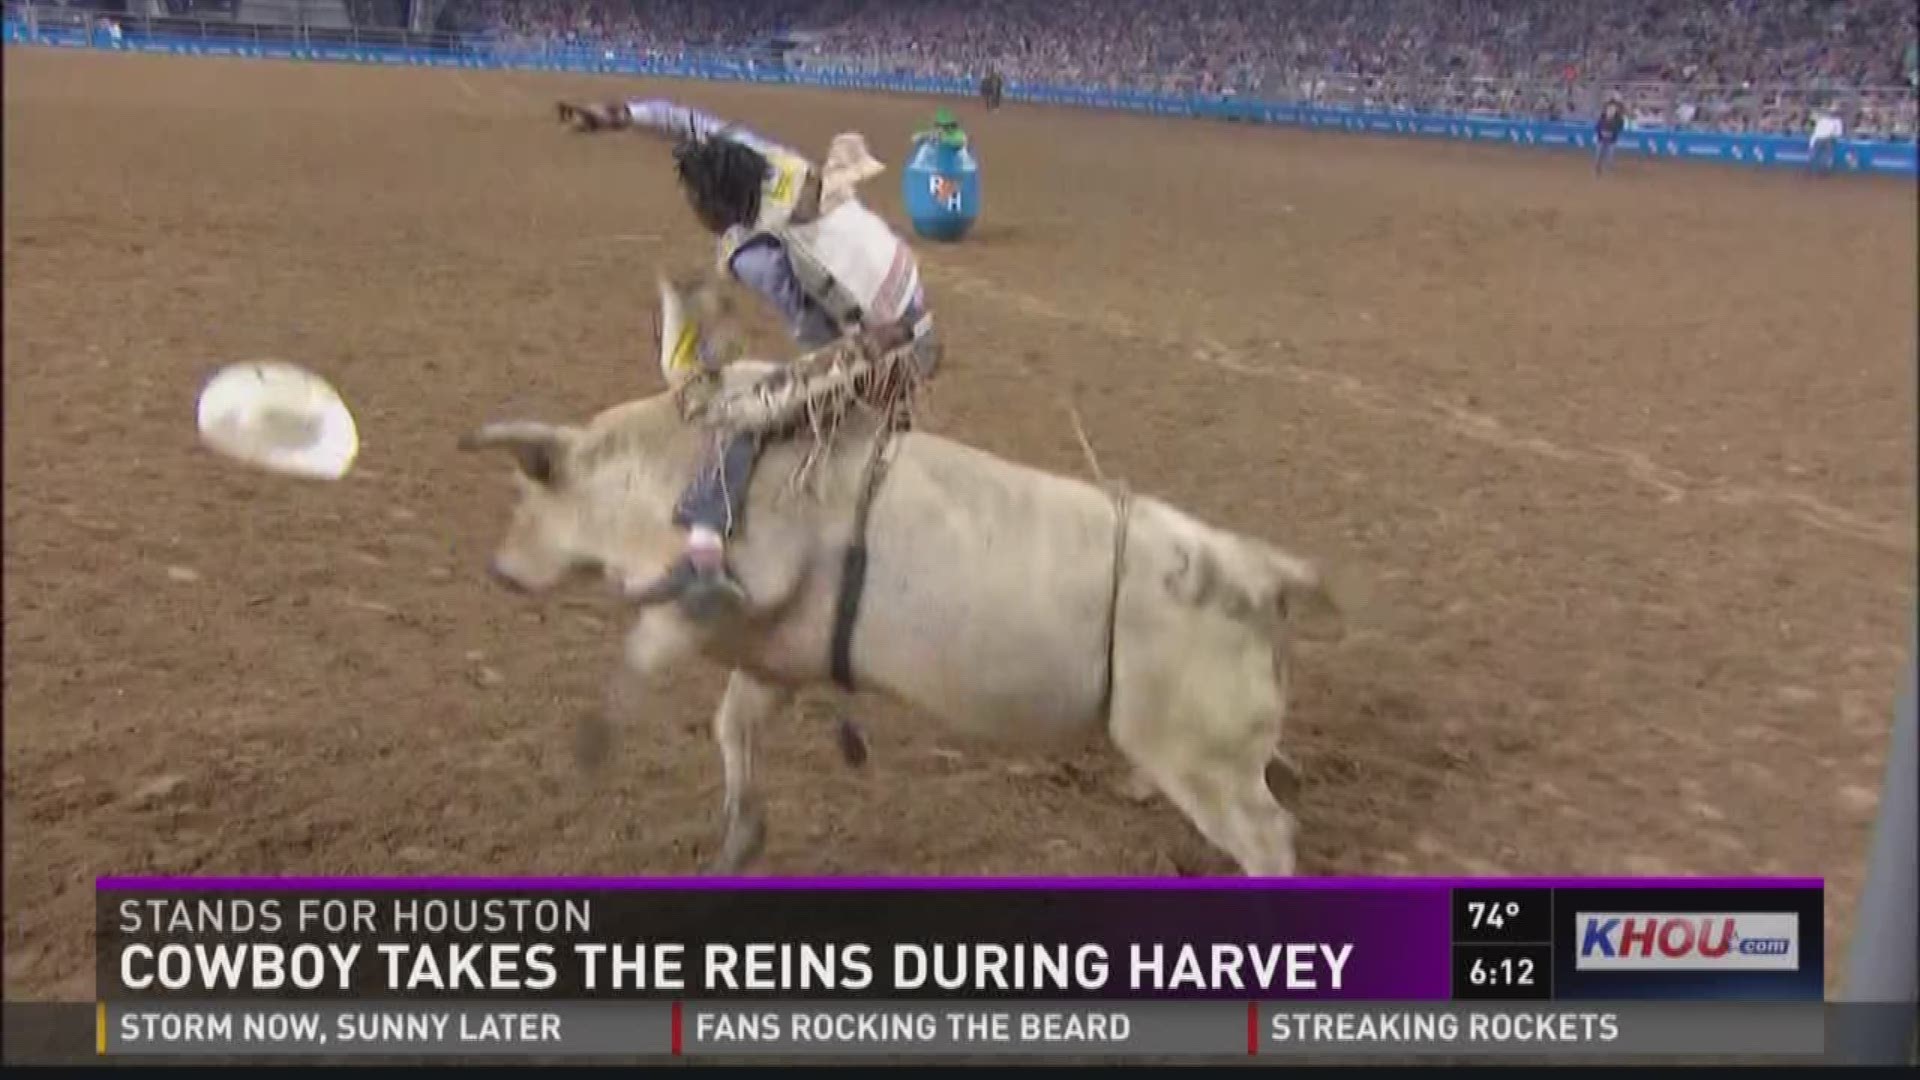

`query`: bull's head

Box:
[458,419,594,594]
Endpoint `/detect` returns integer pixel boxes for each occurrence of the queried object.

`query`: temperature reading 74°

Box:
[1452,889,1549,943]
[1468,901,1521,932]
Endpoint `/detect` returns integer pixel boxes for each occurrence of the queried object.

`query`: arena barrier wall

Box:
[4,18,1914,178]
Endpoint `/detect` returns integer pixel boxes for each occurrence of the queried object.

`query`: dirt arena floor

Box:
[5,49,1914,1000]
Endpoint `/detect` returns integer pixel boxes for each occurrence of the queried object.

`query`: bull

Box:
[459,277,1355,876]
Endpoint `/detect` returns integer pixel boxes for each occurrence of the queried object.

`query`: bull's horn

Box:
[458,420,569,484]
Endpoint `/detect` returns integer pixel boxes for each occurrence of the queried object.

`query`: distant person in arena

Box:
[1593,99,1626,176]
[553,97,941,616]
[1807,105,1845,178]
[980,70,1005,110]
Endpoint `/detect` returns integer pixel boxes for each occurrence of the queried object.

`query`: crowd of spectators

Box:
[437,0,833,56]
[427,0,1915,139]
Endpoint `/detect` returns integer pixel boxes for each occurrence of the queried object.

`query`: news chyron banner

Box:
[89,877,1824,1061]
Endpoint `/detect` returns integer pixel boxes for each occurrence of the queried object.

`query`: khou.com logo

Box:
[1575,913,1800,971]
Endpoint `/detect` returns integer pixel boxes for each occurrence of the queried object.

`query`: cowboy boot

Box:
[625,553,748,621]
[681,540,750,621]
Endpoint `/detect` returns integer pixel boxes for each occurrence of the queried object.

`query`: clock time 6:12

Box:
[1470,955,1537,987]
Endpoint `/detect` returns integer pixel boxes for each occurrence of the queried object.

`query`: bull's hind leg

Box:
[1114,724,1299,877]
[1108,619,1299,877]
[1132,755,1298,877]
[706,668,792,875]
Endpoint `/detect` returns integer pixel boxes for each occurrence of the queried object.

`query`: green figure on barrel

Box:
[913,108,969,150]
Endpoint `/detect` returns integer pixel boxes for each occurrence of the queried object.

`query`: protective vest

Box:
[718,149,921,334]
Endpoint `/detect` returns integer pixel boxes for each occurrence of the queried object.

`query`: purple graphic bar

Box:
[90,877,1825,1002]
[97,875,1824,891]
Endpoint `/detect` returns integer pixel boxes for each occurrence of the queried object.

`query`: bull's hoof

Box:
[836,717,870,769]
[704,804,767,875]
[1164,849,1209,878]
[680,582,747,623]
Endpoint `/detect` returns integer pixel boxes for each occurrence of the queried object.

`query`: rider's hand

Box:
[856,323,911,359]
[557,101,619,132]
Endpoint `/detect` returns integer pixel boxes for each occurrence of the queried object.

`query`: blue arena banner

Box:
[5,19,1914,178]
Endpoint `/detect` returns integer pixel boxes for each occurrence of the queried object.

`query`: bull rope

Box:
[1097,479,1134,722]
[1058,396,1133,721]
[1062,398,1107,484]
[823,402,1131,707]
[828,417,900,691]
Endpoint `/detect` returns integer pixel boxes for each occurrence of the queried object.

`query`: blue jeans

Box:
[1593,139,1617,174]
[673,313,943,539]
[1809,139,1837,176]
[673,431,762,538]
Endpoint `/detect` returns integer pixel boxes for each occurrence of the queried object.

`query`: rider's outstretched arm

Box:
[621,100,745,145]
[560,97,792,158]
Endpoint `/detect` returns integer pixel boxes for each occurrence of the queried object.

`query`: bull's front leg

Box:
[707,668,792,875]
[576,610,708,772]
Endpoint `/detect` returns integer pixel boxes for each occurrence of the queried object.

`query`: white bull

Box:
[460,279,1354,876]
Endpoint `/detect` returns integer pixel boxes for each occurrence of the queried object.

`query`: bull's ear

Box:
[458,421,572,485]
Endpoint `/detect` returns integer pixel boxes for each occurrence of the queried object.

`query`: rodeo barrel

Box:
[903,138,980,242]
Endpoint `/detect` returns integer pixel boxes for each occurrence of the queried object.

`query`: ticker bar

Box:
[97,1001,1825,1059]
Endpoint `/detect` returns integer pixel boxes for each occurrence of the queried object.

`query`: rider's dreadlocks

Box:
[672,135,767,236]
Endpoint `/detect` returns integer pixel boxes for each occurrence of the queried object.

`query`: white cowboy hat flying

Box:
[195,360,360,481]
